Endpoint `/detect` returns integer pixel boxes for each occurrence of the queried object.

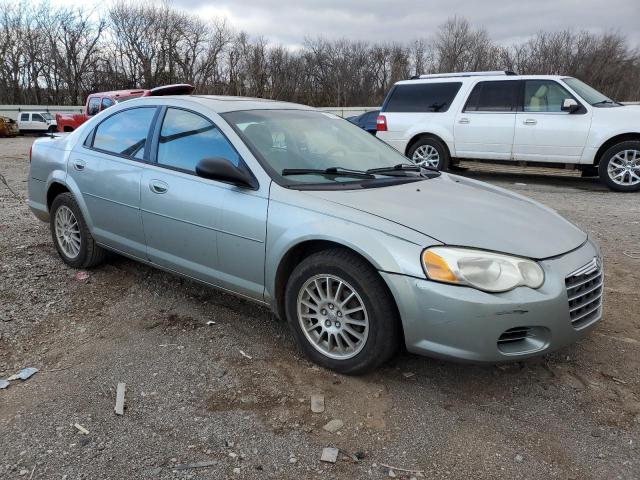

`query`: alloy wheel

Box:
[296,274,369,360]
[607,149,640,186]
[54,205,81,258]
[412,144,440,168]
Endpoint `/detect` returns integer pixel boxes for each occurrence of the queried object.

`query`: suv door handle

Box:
[149,180,169,194]
[72,160,86,171]
[458,117,470,124]
[523,119,537,125]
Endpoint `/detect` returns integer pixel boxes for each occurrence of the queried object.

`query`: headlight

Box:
[421,247,544,293]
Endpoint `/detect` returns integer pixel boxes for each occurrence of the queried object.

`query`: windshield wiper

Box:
[281,167,375,179]
[592,99,619,106]
[366,163,440,176]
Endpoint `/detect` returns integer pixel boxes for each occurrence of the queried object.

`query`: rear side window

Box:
[92,107,156,159]
[464,81,520,112]
[87,97,100,116]
[20,113,29,121]
[384,82,462,113]
[157,108,241,173]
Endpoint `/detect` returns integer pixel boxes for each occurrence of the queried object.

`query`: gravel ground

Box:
[1,136,639,479]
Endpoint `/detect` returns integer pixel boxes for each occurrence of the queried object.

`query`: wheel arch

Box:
[46,181,70,211]
[594,132,640,165]
[405,132,452,159]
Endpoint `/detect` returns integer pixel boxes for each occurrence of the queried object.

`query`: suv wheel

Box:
[284,248,400,374]
[598,141,640,192]
[408,137,449,170]
[50,192,106,268]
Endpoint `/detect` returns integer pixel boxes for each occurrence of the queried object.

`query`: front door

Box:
[140,107,268,300]
[69,106,158,258]
[454,80,520,160]
[513,79,592,163]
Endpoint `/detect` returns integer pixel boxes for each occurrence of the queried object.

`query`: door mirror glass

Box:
[561,98,580,113]
[195,157,257,189]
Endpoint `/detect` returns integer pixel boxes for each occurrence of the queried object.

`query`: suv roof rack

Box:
[409,71,518,80]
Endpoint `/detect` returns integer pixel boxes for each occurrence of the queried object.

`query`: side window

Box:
[92,107,156,159]
[384,82,462,113]
[524,80,573,112]
[464,81,520,112]
[101,98,115,110]
[20,113,29,121]
[157,108,241,173]
[32,113,45,122]
[87,97,101,116]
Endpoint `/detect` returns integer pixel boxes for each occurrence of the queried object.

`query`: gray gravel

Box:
[1,136,639,479]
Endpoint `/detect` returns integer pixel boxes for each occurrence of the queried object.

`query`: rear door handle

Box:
[149,180,169,194]
[523,119,537,125]
[72,160,85,171]
[458,117,470,124]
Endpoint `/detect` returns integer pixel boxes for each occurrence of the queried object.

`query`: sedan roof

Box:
[132,94,315,113]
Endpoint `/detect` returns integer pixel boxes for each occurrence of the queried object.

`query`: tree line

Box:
[1,0,639,107]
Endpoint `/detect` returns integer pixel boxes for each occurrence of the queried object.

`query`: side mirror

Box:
[561,98,580,113]
[195,157,257,189]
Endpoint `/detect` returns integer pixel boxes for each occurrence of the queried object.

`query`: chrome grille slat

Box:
[565,257,603,329]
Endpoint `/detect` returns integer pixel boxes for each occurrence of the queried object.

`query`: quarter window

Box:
[87,97,100,116]
[464,81,520,112]
[524,80,573,112]
[384,82,462,113]
[92,107,156,159]
[157,108,241,173]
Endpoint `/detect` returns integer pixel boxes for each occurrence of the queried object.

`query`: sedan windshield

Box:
[562,78,621,107]
[223,109,421,186]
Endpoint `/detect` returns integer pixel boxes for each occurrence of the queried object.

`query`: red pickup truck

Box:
[56,84,194,132]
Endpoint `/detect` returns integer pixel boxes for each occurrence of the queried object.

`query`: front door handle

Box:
[458,117,470,124]
[149,180,169,194]
[72,160,85,171]
[523,119,537,125]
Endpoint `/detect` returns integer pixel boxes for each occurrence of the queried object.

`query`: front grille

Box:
[565,258,603,329]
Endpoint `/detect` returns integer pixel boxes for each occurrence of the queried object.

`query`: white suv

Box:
[376,71,640,192]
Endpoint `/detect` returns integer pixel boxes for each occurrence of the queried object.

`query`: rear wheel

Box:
[284,248,400,374]
[598,141,640,192]
[407,136,449,171]
[50,192,105,268]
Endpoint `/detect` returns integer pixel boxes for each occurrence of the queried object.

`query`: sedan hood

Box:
[305,174,587,259]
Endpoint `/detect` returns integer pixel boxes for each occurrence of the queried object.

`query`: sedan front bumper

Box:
[381,239,602,362]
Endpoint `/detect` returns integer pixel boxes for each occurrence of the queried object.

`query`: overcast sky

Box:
[172,0,640,47]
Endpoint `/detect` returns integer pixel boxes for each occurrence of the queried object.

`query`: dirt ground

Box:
[1,135,639,479]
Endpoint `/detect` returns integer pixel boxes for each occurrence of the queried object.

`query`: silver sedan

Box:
[27,95,603,373]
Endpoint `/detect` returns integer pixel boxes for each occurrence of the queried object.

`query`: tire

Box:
[50,192,106,268]
[598,140,640,192]
[284,248,400,374]
[407,136,449,171]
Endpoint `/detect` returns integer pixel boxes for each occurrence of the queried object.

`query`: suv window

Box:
[92,107,156,159]
[384,82,462,113]
[157,108,241,173]
[524,80,573,112]
[101,98,115,110]
[87,97,100,116]
[20,113,29,121]
[464,81,520,112]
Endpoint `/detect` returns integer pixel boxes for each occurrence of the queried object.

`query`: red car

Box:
[56,84,194,132]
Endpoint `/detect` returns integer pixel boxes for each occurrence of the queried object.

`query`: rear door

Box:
[71,106,158,258]
[140,107,267,300]
[19,113,31,130]
[513,79,592,163]
[454,80,520,160]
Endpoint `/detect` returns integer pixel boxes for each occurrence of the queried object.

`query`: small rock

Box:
[515,454,524,463]
[402,372,415,379]
[233,467,241,474]
[322,419,344,433]
[289,456,297,464]
[320,447,339,463]
[19,470,29,476]
[311,394,325,413]
[388,468,397,477]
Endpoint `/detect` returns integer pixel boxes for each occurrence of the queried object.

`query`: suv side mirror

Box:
[195,157,258,189]
[561,98,580,113]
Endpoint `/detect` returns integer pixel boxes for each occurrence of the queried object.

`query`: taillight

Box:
[29,145,32,163]
[376,115,387,132]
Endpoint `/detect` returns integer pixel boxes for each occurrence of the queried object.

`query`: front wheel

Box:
[407,137,449,171]
[50,192,106,268]
[284,249,400,374]
[598,141,640,192]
